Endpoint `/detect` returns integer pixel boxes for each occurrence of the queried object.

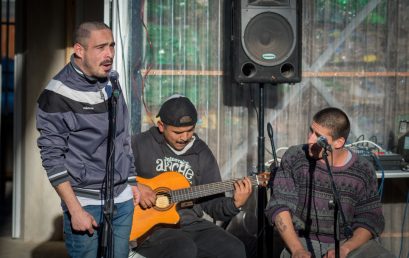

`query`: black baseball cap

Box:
[157,95,198,127]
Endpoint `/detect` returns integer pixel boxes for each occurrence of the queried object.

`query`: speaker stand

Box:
[256,83,268,258]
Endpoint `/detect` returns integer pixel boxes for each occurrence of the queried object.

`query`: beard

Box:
[82,58,112,78]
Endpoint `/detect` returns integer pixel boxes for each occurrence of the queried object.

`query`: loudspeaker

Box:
[232,0,302,83]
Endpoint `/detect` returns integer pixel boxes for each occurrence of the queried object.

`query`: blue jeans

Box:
[63,199,134,258]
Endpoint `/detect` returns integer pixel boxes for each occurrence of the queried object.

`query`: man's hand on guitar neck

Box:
[137,183,157,209]
[233,177,252,209]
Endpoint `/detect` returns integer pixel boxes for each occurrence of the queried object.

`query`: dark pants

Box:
[132,220,246,258]
[280,238,395,258]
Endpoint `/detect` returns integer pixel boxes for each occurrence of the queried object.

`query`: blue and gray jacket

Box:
[36,56,136,199]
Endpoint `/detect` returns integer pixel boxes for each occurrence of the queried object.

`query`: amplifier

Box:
[374,152,403,170]
[349,146,403,170]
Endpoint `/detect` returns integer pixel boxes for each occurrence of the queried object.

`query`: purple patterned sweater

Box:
[265,144,384,243]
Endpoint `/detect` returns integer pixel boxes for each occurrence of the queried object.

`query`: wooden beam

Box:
[140,69,409,78]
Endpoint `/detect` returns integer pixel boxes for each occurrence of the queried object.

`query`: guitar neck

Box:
[170,175,259,203]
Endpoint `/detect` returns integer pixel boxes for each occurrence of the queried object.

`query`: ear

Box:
[73,43,85,59]
[333,137,345,149]
[157,120,165,133]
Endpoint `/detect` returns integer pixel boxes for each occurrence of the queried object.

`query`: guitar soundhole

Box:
[154,188,172,211]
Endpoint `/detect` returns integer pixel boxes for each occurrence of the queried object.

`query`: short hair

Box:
[313,107,350,141]
[73,21,111,46]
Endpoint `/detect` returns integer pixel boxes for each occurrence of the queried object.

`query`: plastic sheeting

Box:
[127,0,409,255]
[130,0,409,175]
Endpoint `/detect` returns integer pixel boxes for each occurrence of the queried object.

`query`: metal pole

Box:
[257,83,266,257]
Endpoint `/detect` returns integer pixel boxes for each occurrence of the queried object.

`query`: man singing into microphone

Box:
[265,107,394,258]
[36,21,139,258]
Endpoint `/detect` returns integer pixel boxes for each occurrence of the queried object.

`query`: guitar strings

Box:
[170,176,261,203]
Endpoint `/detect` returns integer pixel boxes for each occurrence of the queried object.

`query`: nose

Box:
[106,46,115,59]
[180,132,189,142]
[308,131,317,144]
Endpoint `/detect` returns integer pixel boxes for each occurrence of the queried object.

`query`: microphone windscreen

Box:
[109,70,119,81]
[317,136,328,148]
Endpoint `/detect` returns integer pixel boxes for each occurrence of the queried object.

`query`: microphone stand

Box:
[100,83,121,258]
[266,122,278,256]
[321,147,353,258]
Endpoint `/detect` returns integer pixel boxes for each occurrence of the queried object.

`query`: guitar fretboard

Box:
[170,175,259,203]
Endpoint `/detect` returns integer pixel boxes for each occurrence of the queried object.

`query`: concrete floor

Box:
[0,181,68,258]
[0,181,35,258]
[0,237,42,258]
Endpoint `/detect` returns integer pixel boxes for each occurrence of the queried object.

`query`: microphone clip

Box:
[317,136,332,152]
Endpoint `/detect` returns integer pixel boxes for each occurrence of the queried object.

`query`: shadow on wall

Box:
[31,215,68,258]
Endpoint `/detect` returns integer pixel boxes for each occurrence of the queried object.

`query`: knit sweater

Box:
[265,144,384,243]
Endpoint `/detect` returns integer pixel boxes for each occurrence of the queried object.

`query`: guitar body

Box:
[129,171,268,245]
[129,172,191,243]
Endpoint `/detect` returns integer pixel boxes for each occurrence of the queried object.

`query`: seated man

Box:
[265,107,394,258]
[131,94,252,258]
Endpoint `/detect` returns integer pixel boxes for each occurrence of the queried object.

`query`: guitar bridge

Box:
[180,201,194,208]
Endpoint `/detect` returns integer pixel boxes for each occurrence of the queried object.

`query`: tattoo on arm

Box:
[276,214,287,233]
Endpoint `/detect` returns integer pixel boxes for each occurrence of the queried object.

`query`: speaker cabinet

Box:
[232,0,302,83]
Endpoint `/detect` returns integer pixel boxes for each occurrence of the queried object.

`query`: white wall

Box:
[16,0,119,242]
[18,0,67,242]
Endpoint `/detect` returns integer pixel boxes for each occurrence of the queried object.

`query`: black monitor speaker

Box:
[232,0,302,83]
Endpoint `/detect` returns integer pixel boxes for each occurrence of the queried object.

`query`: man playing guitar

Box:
[130,94,253,258]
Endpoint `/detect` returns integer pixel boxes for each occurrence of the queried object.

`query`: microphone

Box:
[108,70,121,98]
[317,136,332,151]
[267,122,278,169]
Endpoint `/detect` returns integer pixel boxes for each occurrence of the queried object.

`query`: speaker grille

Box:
[243,12,294,67]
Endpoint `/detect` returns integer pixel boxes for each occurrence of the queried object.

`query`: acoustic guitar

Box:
[129,171,269,245]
